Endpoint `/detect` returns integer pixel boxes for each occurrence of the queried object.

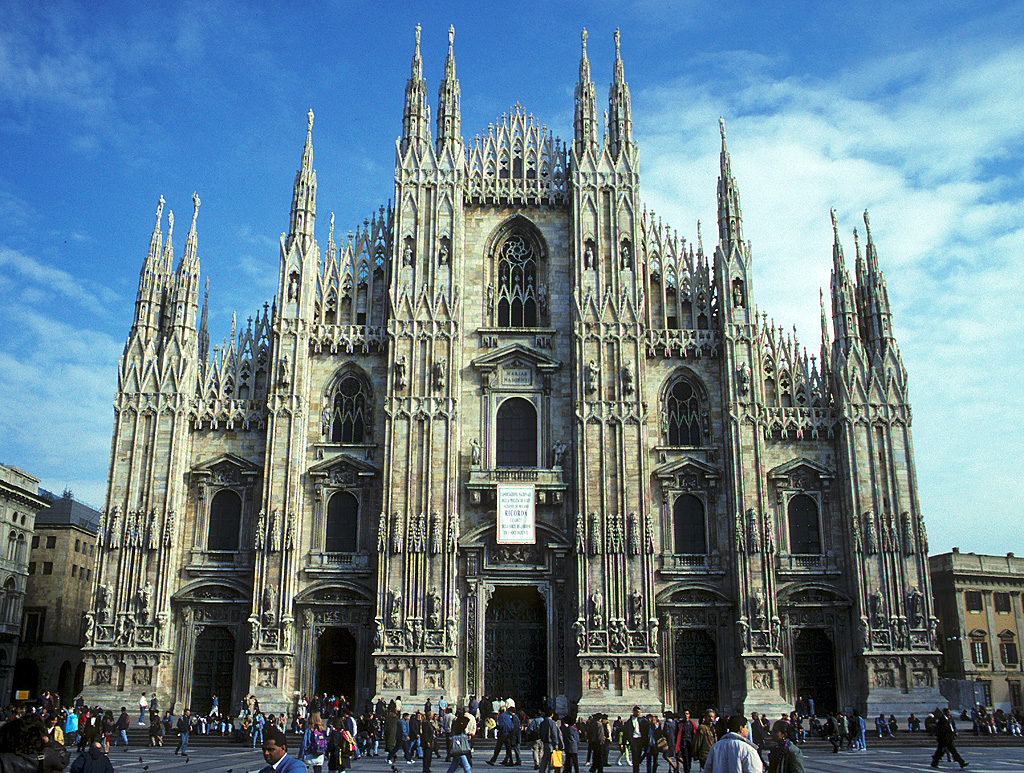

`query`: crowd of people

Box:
[1,688,1022,772]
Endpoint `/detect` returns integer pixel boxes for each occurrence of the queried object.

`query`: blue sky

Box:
[1,0,1022,555]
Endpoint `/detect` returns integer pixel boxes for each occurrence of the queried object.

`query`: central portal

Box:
[316,627,357,701]
[485,586,546,711]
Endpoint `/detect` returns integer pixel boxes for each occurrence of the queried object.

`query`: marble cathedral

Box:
[82,27,944,718]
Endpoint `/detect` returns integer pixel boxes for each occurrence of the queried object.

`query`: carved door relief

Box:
[191,627,235,712]
[673,629,718,714]
[484,586,546,710]
[792,628,837,714]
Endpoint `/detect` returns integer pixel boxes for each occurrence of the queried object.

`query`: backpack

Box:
[313,728,328,753]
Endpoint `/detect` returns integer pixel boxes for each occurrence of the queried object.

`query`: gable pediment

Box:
[192,453,262,484]
[653,456,720,486]
[309,453,379,484]
[470,343,561,374]
[768,458,834,489]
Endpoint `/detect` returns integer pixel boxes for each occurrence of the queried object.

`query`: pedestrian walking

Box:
[930,708,968,769]
[174,709,192,755]
[767,721,804,772]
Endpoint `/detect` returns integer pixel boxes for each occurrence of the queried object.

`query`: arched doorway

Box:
[792,628,837,714]
[12,658,39,700]
[191,627,235,713]
[484,586,546,711]
[316,628,357,701]
[74,662,86,696]
[58,661,73,702]
[674,629,718,714]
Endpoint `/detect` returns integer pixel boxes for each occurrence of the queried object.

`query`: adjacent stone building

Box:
[82,27,944,718]
[20,490,101,702]
[930,550,1024,713]
[0,464,48,702]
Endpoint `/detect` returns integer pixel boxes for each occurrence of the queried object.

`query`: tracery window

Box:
[329,375,371,444]
[673,494,707,554]
[495,397,537,467]
[666,379,703,446]
[207,490,242,552]
[497,234,537,328]
[787,494,821,554]
[325,491,358,552]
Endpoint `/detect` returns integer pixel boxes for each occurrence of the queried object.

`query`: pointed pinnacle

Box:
[415,23,421,53]
[449,24,454,47]
[614,28,621,58]
[307,109,314,137]
[167,210,174,238]
[830,208,838,239]
[191,192,200,229]
[155,196,164,226]
[863,209,873,240]
[719,116,726,140]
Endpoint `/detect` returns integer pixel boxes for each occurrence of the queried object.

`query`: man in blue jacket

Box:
[260,728,306,773]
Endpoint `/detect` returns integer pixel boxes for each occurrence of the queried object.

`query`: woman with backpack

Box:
[304,714,328,773]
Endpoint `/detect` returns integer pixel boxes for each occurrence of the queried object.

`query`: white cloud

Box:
[636,39,1024,555]
[0,245,120,315]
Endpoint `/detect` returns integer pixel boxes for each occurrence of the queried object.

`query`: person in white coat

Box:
[703,716,762,773]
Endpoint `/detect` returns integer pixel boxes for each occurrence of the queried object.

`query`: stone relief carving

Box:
[747,508,759,554]
[377,511,387,553]
[916,511,928,554]
[447,514,459,553]
[864,511,877,554]
[551,441,567,468]
[734,510,746,553]
[395,356,407,390]
[269,509,280,552]
[621,365,634,395]
[644,517,655,554]
[388,590,402,628]
[285,512,295,551]
[469,438,481,466]
[590,592,603,629]
[391,512,403,553]
[627,511,641,555]
[606,512,624,553]
[586,360,598,394]
[588,512,601,555]
[430,512,442,554]
[109,508,121,549]
[629,589,643,629]
[255,509,266,550]
[901,511,914,555]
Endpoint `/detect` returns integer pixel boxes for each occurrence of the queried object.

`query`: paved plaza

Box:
[91,744,1023,773]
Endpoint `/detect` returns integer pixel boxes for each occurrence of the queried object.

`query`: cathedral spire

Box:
[820,287,831,367]
[717,117,743,258]
[435,25,462,153]
[133,197,166,337]
[829,209,860,352]
[198,276,209,364]
[862,209,895,351]
[401,24,430,154]
[288,110,317,249]
[146,196,164,270]
[573,28,599,158]
[606,29,634,161]
[179,192,200,277]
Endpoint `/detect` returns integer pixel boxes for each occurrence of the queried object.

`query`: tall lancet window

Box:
[329,375,371,443]
[497,234,538,327]
[666,378,703,447]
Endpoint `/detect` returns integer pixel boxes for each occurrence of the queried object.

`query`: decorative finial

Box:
[330,212,335,234]
[155,196,164,224]
[167,210,174,237]
[863,209,872,237]
[614,28,621,56]
[415,23,421,50]
[449,24,454,45]
[307,109,314,134]
[830,208,838,238]
[719,116,726,139]
[582,28,588,47]
[191,192,200,224]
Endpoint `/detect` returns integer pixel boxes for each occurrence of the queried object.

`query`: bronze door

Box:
[484,587,546,710]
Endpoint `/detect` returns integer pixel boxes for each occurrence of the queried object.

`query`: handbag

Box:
[656,735,670,754]
[451,734,472,755]
[550,749,564,768]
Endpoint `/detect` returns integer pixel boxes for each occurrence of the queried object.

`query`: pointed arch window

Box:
[208,490,242,552]
[325,492,359,552]
[497,234,538,328]
[329,375,371,443]
[787,494,820,554]
[673,494,707,554]
[496,397,537,467]
[666,379,703,446]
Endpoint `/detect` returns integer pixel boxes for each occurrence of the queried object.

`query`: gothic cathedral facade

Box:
[83,27,944,718]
